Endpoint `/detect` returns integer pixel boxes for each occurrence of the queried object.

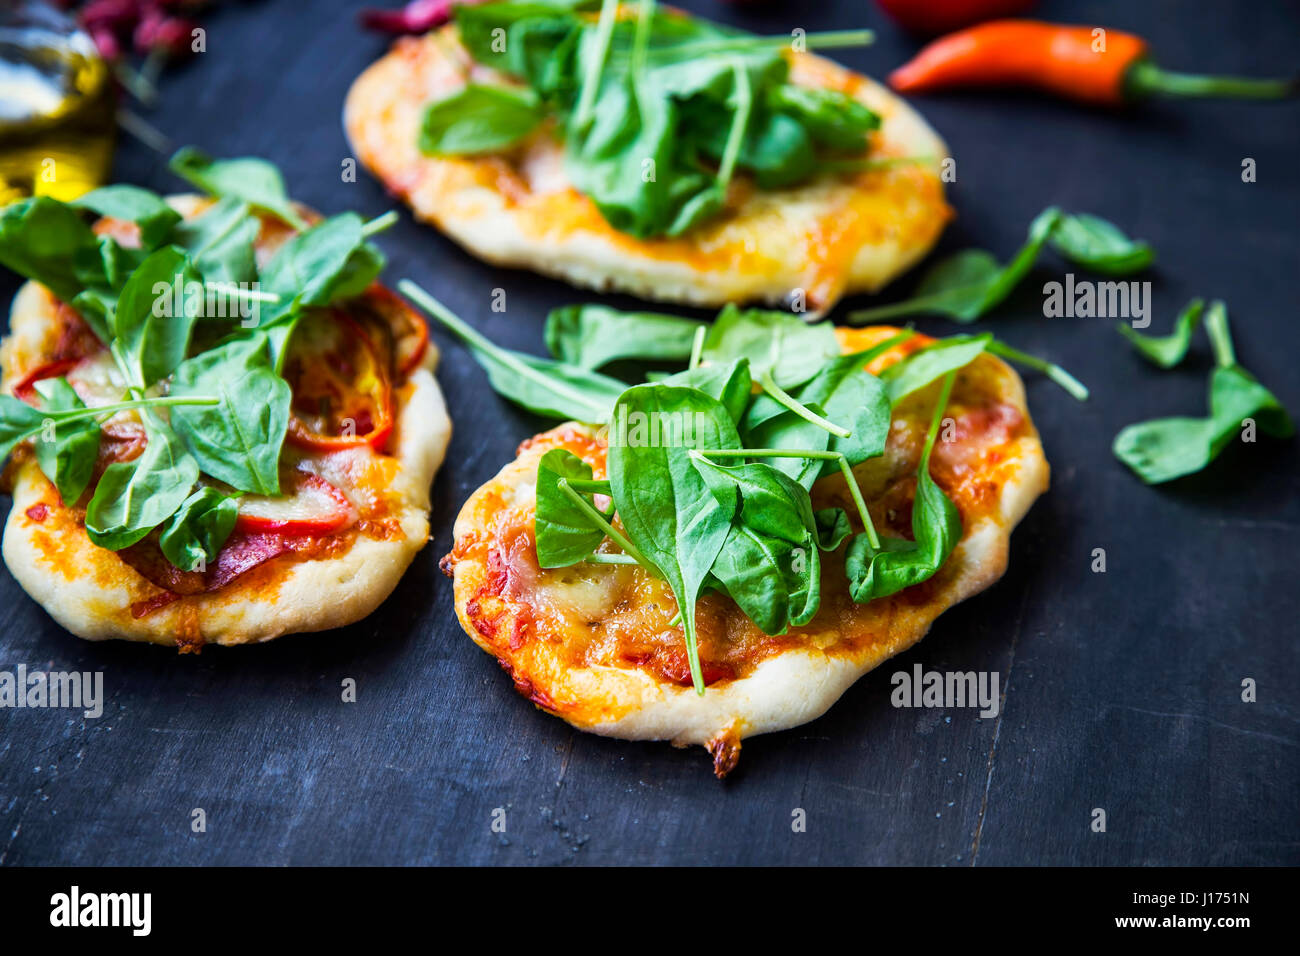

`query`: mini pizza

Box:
[0,166,451,649]
[345,1,951,312]
[431,300,1050,776]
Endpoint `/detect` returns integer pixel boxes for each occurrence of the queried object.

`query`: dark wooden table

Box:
[1,0,1296,866]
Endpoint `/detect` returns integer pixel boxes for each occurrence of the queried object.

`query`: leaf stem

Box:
[573,0,619,128]
[639,29,874,60]
[688,325,706,370]
[399,280,611,422]
[1203,300,1236,369]
[584,552,640,566]
[757,368,851,438]
[204,283,282,304]
[921,372,956,467]
[557,478,654,571]
[360,210,399,238]
[714,57,753,192]
[986,340,1090,401]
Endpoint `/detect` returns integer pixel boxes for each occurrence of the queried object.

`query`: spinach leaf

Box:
[170,148,308,231]
[659,358,751,424]
[814,507,852,551]
[767,83,879,151]
[111,246,203,387]
[171,197,260,285]
[169,336,291,496]
[880,334,992,404]
[1050,212,1154,275]
[73,185,181,250]
[31,378,100,506]
[544,303,705,368]
[846,373,961,602]
[534,449,608,567]
[0,197,101,304]
[401,280,625,422]
[1117,298,1202,369]
[607,384,739,693]
[693,457,821,634]
[158,486,239,573]
[258,213,385,328]
[419,84,547,155]
[1113,303,1293,484]
[85,412,199,551]
[701,304,839,388]
[0,396,48,462]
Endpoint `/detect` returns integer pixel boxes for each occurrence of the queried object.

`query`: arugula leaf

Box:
[85,412,199,551]
[693,457,821,634]
[158,486,239,573]
[169,147,308,231]
[31,378,100,506]
[607,384,740,693]
[169,336,291,496]
[544,304,705,368]
[1114,302,1293,483]
[1050,212,1154,275]
[767,84,879,152]
[1117,298,1203,369]
[171,197,260,285]
[701,304,839,388]
[72,185,181,250]
[846,373,961,601]
[0,197,101,304]
[534,449,608,567]
[111,246,202,387]
[419,84,547,155]
[401,280,625,422]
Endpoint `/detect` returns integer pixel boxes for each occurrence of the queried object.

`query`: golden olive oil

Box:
[0,1,115,205]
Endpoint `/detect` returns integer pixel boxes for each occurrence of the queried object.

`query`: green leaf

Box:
[814,507,852,551]
[846,373,961,602]
[401,280,625,422]
[419,84,547,155]
[1050,212,1154,275]
[257,213,385,330]
[659,358,751,424]
[544,303,704,368]
[767,83,879,152]
[701,304,838,388]
[158,486,238,573]
[169,147,308,231]
[1116,298,1202,369]
[0,394,50,462]
[85,413,199,551]
[111,246,203,387]
[0,196,101,304]
[693,457,821,634]
[607,384,740,692]
[880,334,992,405]
[534,449,609,567]
[171,197,260,285]
[169,336,291,496]
[73,185,181,250]
[31,378,99,506]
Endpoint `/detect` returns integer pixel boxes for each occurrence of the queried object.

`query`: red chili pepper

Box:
[890,20,1299,106]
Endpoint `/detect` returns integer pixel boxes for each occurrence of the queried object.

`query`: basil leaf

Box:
[85,413,199,551]
[1050,212,1154,276]
[112,246,203,386]
[607,384,739,693]
[544,304,704,368]
[1116,298,1202,369]
[169,336,290,496]
[419,84,546,155]
[73,185,181,250]
[847,374,961,602]
[0,196,100,304]
[701,304,838,388]
[693,458,821,634]
[814,507,852,551]
[171,197,260,285]
[534,449,609,568]
[32,378,99,506]
[158,486,238,573]
[0,394,51,462]
[401,281,625,422]
[880,334,992,405]
[169,147,308,231]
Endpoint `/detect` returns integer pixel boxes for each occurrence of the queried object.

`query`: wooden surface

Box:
[1,0,1297,866]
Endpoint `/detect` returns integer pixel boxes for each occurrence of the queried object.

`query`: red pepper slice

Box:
[11,358,84,405]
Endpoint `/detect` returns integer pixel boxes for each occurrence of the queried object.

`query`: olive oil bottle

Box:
[0,1,115,205]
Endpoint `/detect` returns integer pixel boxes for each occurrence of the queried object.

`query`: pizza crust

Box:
[343,18,952,312]
[0,206,452,647]
[446,329,1048,772]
